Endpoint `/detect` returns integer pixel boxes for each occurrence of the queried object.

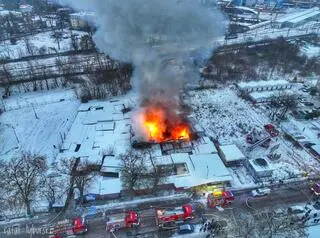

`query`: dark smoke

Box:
[58,0,226,101]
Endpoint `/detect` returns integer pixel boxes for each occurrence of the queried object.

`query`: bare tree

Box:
[55,157,80,212]
[52,31,63,51]
[74,159,98,204]
[119,149,167,196]
[119,150,147,196]
[0,152,47,215]
[55,157,99,210]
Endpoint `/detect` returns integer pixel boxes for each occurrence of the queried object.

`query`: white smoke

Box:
[58,0,227,100]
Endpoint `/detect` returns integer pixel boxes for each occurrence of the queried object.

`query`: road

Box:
[76,186,317,238]
[0,184,317,238]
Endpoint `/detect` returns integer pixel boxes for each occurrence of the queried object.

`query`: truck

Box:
[48,217,87,238]
[156,204,194,226]
[105,211,140,232]
[311,182,320,196]
[207,191,234,208]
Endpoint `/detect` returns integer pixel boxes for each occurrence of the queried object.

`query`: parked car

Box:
[251,188,271,197]
[178,224,194,234]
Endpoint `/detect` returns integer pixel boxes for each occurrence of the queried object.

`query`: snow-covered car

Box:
[251,188,271,197]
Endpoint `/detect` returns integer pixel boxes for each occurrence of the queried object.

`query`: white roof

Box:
[248,158,274,173]
[88,177,121,195]
[249,90,297,101]
[276,7,320,23]
[289,11,320,24]
[238,80,290,89]
[311,144,320,155]
[70,11,96,17]
[155,153,232,188]
[220,144,246,162]
[190,154,232,182]
[101,156,120,173]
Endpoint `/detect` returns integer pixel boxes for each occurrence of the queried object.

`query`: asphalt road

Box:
[0,186,317,238]
[80,186,317,238]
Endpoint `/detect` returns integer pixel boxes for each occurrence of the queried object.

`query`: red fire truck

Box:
[156,204,194,226]
[105,211,140,232]
[207,191,234,208]
[48,217,87,238]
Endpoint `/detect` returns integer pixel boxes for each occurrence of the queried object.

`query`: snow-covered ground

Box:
[301,44,320,58]
[189,87,268,144]
[0,90,79,162]
[188,87,318,186]
[307,224,320,238]
[0,30,89,59]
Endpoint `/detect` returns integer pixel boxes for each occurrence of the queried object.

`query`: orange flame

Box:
[141,105,190,142]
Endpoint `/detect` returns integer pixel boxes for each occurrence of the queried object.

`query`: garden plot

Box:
[189,87,268,145]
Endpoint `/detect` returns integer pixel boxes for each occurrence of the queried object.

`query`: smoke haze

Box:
[58,0,226,101]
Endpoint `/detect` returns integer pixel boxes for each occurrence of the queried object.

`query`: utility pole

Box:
[4,123,19,144]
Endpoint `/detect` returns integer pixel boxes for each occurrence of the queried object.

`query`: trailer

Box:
[207,191,234,208]
[48,217,87,238]
[105,211,140,232]
[156,204,194,226]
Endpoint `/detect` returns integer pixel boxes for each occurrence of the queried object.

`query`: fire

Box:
[140,104,190,142]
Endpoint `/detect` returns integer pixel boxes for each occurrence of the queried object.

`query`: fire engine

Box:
[156,204,194,226]
[105,211,140,232]
[48,217,87,238]
[207,191,234,208]
[311,182,320,196]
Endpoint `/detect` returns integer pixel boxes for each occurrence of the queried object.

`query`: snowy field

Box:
[0,30,89,59]
[0,90,79,162]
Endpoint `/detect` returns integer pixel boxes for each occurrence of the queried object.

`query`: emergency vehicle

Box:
[48,217,87,238]
[105,211,140,232]
[207,191,234,208]
[156,204,194,226]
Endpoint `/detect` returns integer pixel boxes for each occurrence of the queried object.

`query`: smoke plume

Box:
[58,0,226,100]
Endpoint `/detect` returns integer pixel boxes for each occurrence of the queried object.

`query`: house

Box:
[218,144,246,166]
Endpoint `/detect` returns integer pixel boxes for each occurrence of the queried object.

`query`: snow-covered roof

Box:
[58,98,135,165]
[88,177,122,195]
[190,154,232,183]
[248,158,274,173]
[70,11,95,18]
[311,144,320,155]
[249,90,297,101]
[289,10,320,24]
[155,153,232,188]
[220,144,246,162]
[238,79,290,89]
[276,7,320,24]
[101,156,120,173]
[0,10,21,16]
